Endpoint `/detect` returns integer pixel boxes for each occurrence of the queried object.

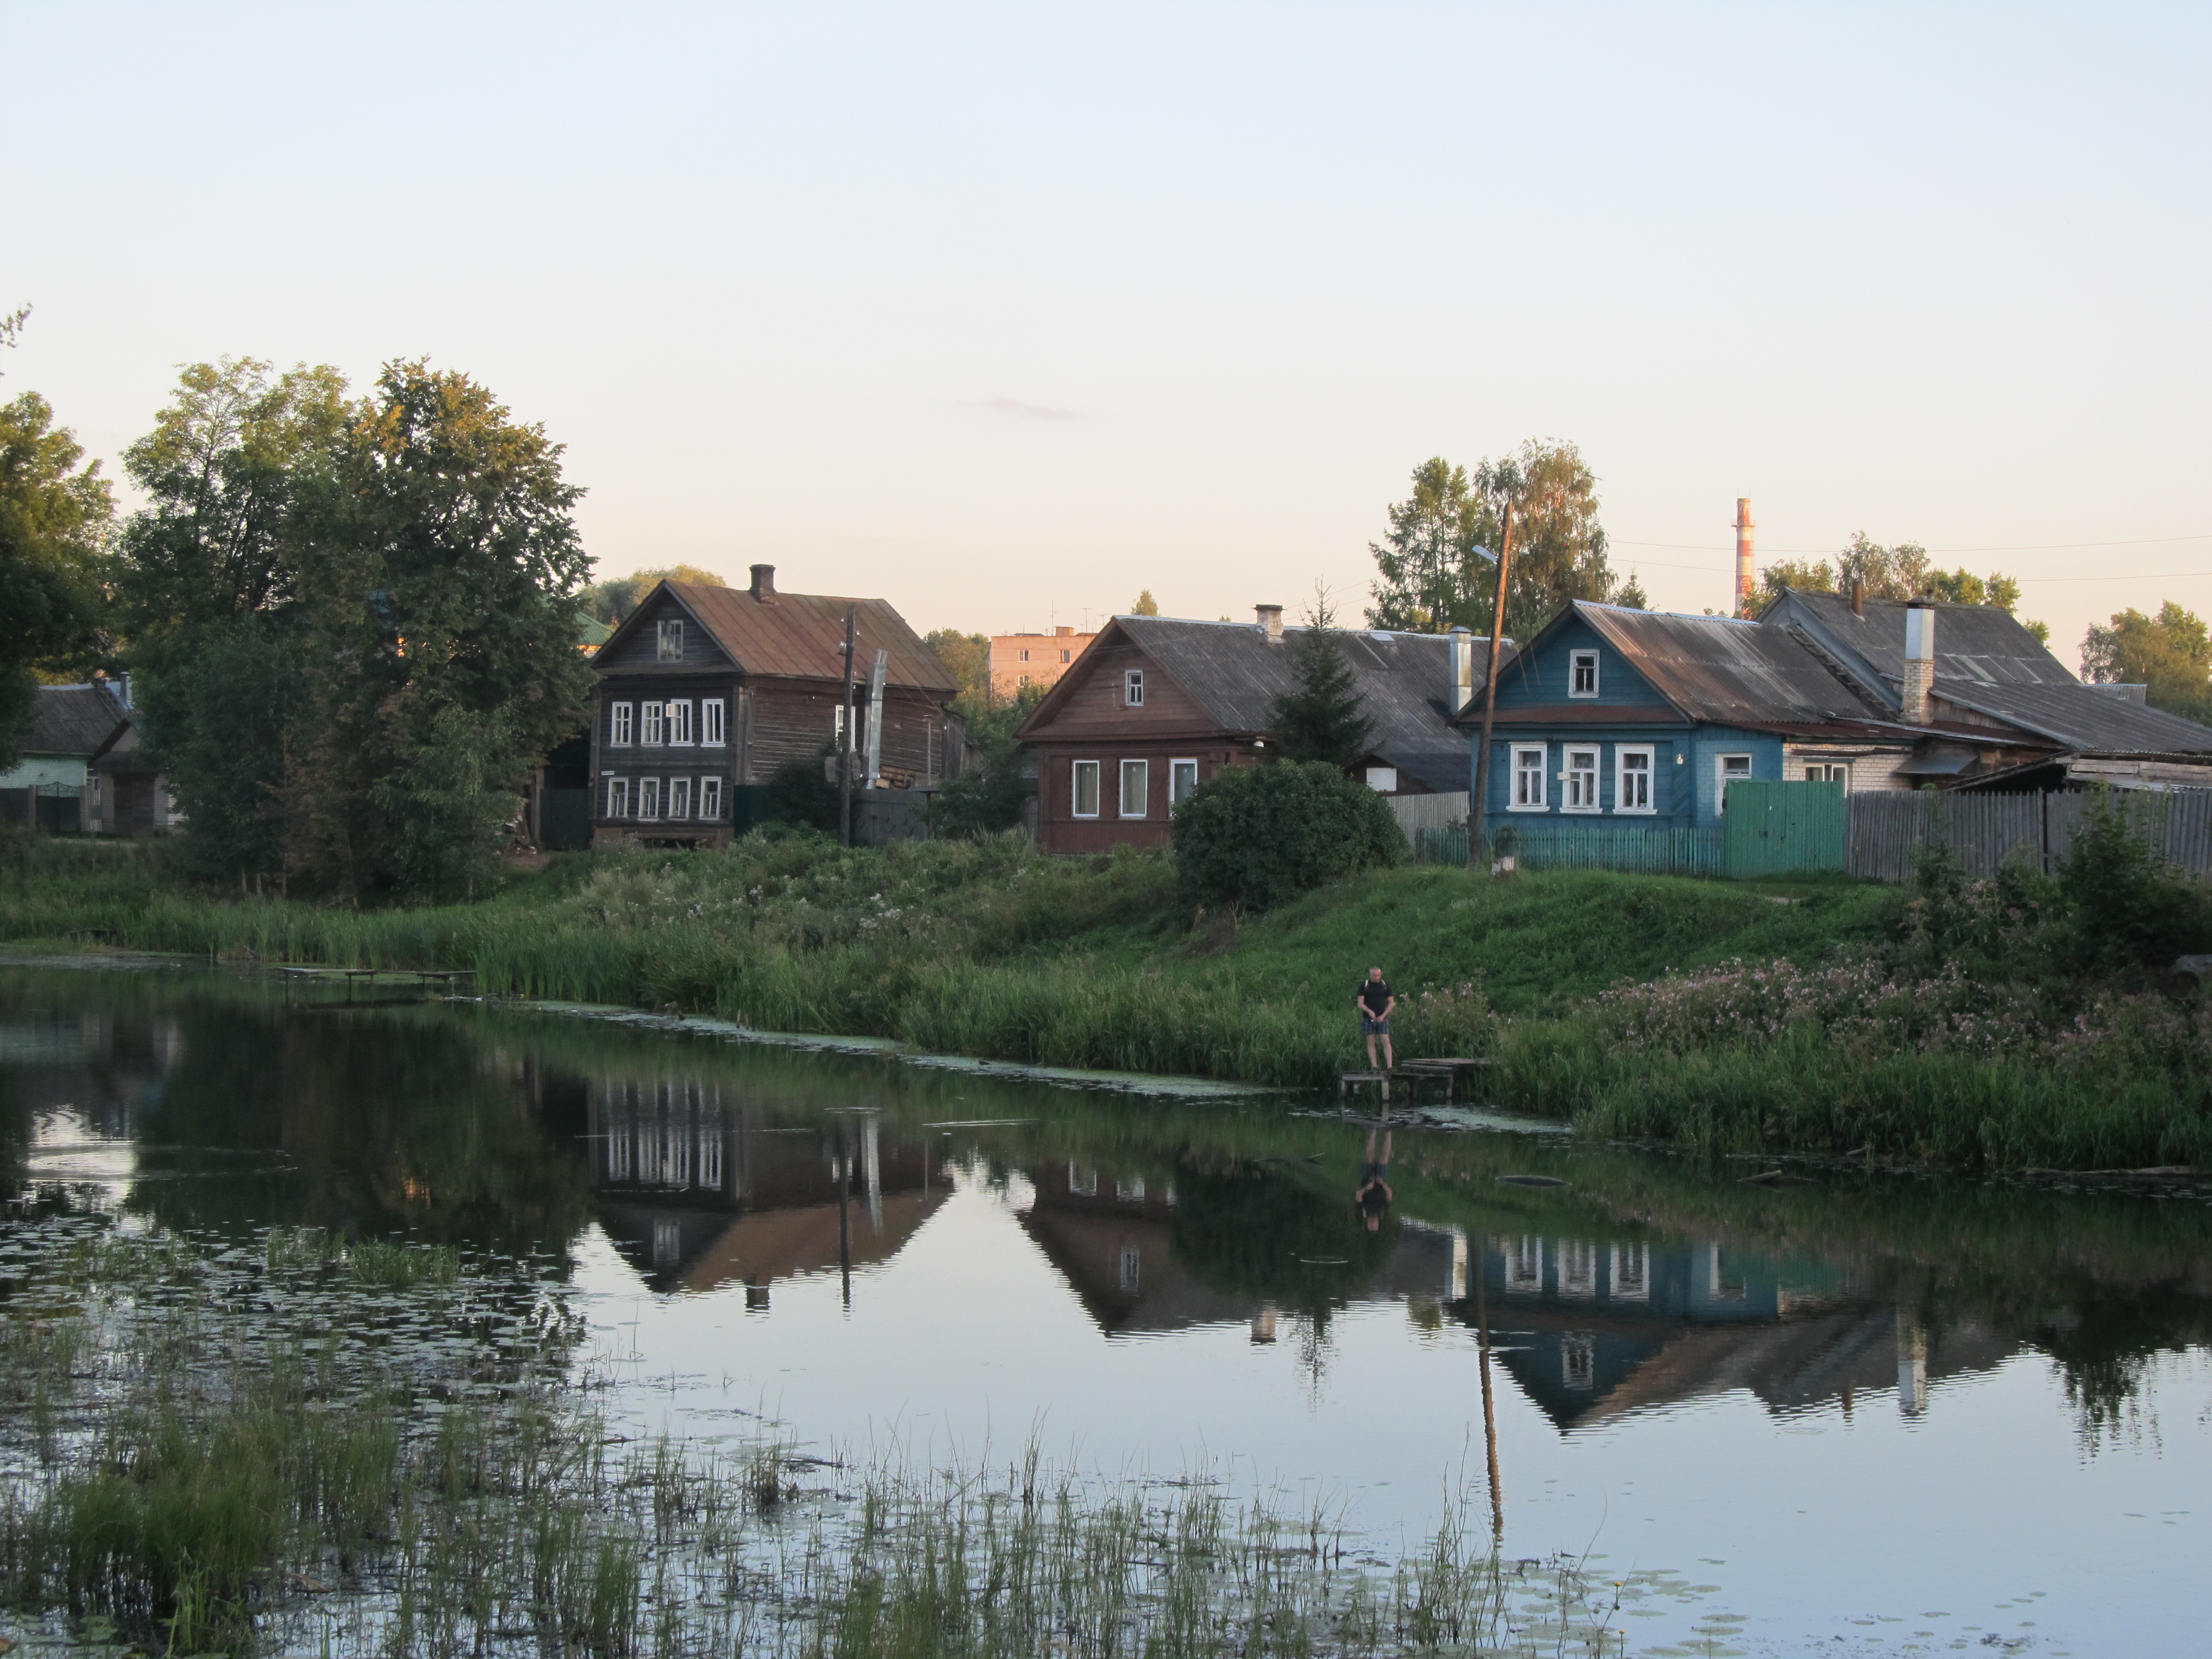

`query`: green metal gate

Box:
[1723,780,1846,878]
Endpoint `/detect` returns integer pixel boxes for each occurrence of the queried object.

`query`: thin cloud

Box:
[971,397,1081,422]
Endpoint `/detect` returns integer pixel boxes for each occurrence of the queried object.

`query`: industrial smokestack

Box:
[1903,599,1936,724]
[1734,498,1755,616]
[1448,625,1475,715]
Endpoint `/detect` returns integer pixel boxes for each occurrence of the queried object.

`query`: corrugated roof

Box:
[1568,604,1884,726]
[20,684,127,758]
[616,580,958,693]
[1110,617,1501,792]
[1935,679,2212,753]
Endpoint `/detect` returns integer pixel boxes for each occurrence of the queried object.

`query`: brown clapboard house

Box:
[589,566,962,848]
[1015,604,1501,854]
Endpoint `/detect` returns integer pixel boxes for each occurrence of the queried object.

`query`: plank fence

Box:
[1848,788,2212,883]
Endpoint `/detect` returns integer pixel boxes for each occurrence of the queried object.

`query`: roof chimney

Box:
[1902,599,1936,724]
[749,564,776,602]
[1255,604,1284,643]
[1055,625,1073,637]
[1734,498,1755,617]
[1448,626,1475,716]
[1850,577,1865,618]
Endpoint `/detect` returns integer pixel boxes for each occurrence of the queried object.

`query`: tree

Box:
[1366,441,1634,642]
[1172,761,1404,914]
[932,681,1044,837]
[586,564,725,625]
[0,390,113,768]
[924,629,990,705]
[2082,602,2212,723]
[1269,589,1373,767]
[1130,589,1160,616]
[1754,531,2047,641]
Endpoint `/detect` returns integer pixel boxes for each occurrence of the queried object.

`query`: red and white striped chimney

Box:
[1734,498,1755,616]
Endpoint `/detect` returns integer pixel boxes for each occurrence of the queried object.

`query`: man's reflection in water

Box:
[1353,1121,1394,1233]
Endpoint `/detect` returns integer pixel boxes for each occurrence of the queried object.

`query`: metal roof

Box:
[604,580,958,693]
[18,684,127,759]
[1558,603,1885,726]
[1934,679,2212,753]
[1078,615,1502,792]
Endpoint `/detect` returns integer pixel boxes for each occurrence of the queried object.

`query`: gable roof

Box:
[19,684,127,758]
[1021,614,1507,792]
[1766,588,2212,753]
[596,579,958,694]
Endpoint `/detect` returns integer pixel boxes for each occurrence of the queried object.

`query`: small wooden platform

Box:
[275,966,476,998]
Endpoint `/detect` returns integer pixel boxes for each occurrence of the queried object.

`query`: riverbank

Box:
[6,831,2210,1169]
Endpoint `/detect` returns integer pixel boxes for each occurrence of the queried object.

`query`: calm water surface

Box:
[4,963,2208,1657]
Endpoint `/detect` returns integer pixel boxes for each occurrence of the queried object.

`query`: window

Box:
[1511,744,1547,810]
[1019,648,1030,662]
[657,619,684,662]
[641,701,665,747]
[604,776,630,819]
[1615,745,1655,813]
[700,777,723,820]
[1562,1333,1596,1390]
[1569,649,1600,697]
[1503,1235,1543,1293]
[1714,753,1752,815]
[1119,1246,1142,1292]
[667,700,693,746]
[1610,1243,1650,1302]
[1364,765,1399,792]
[1061,649,1072,663]
[609,701,634,746]
[1560,1240,1599,1298]
[702,698,726,746]
[698,1126,723,1191]
[1563,748,1599,812]
[653,1218,682,1264]
[1120,759,1148,818]
[667,778,692,820]
[1170,758,1198,806]
[638,778,661,821]
[1068,1164,1098,1197]
[1124,669,1144,707]
[1115,1175,1146,1202]
[1071,759,1101,818]
[1804,761,1850,791]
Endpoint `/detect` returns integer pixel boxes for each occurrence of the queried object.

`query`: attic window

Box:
[1124,669,1145,707]
[1569,650,1599,698]
[657,620,684,662]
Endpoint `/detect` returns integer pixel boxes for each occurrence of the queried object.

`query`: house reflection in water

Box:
[1469,1234,2004,1427]
[586,1078,944,1298]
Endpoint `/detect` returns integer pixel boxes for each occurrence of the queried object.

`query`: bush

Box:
[2054,787,2212,974]
[1171,760,1404,914]
[766,748,841,831]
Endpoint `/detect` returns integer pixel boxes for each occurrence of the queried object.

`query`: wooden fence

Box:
[1387,792,1469,841]
[1846,788,2212,881]
[1416,821,1725,877]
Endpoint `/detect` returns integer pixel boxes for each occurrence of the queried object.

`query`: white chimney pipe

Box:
[1255,604,1285,642]
[1448,625,1475,715]
[1902,601,1936,724]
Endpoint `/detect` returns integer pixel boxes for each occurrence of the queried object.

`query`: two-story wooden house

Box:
[589,566,962,847]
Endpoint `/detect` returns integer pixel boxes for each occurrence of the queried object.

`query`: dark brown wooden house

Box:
[589,566,961,847]
[1015,606,1499,854]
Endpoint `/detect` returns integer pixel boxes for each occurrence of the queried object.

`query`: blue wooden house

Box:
[1460,602,1933,831]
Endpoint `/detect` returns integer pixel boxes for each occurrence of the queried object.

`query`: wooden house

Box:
[1015,605,1501,853]
[0,682,169,835]
[589,566,962,847]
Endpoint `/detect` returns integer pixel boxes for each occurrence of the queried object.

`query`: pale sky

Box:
[5,4,2207,665]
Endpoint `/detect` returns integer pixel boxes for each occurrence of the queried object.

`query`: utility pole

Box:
[838,606,857,847]
[1467,503,1516,867]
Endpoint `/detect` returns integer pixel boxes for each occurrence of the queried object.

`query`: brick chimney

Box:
[1448,625,1475,715]
[1734,498,1755,615]
[1902,599,1936,724]
[749,564,776,602]
[1255,604,1284,642]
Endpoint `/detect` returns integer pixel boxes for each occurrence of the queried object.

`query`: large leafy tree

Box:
[1754,532,2047,642]
[586,563,725,625]
[0,386,113,768]
[1366,441,1640,643]
[2082,602,2212,723]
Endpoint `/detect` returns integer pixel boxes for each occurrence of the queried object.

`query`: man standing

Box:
[1356,966,1395,1071]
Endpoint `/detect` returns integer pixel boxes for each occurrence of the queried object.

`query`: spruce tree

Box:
[1270,594,1373,768]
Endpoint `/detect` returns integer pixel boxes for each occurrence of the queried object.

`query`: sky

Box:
[4,3,2208,662]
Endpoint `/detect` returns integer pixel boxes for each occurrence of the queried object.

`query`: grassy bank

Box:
[7,830,2212,1168]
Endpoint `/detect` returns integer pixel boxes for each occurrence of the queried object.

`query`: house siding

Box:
[1032,743,1248,853]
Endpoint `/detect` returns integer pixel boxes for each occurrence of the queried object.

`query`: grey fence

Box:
[1845,789,2212,882]
[1413,822,1724,877]
[1387,792,1469,842]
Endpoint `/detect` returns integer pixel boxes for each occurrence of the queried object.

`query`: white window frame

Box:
[638,777,661,822]
[609,701,633,747]
[1569,649,1600,698]
[667,700,693,746]
[1614,745,1656,815]
[1119,758,1149,818]
[1364,765,1399,793]
[701,698,726,747]
[1510,744,1548,811]
[640,701,665,747]
[1562,747,1600,813]
[1714,753,1752,816]
[700,776,723,821]
[1124,669,1145,707]
[1019,648,1030,662]
[1803,760,1850,792]
[667,777,692,821]
[1071,759,1101,818]
[604,776,630,820]
[1169,758,1198,807]
[657,619,684,662]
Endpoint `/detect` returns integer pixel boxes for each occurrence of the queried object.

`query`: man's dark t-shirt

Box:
[1359,979,1392,1017]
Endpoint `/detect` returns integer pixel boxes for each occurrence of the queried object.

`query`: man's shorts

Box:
[1361,1013,1391,1037]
